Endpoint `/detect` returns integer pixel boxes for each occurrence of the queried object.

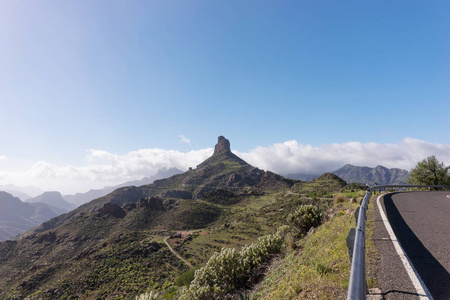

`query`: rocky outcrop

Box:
[100,203,126,218]
[136,197,165,210]
[214,136,231,154]
[123,202,136,211]
[109,186,143,207]
[226,168,265,187]
[33,231,57,244]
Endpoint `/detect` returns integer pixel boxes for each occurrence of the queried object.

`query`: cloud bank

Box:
[235,137,450,175]
[1,137,449,194]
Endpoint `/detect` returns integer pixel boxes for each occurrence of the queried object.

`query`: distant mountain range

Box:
[286,164,410,186]
[62,167,183,206]
[0,192,64,241]
[332,164,410,186]
[0,169,183,241]
[26,191,76,212]
[0,184,45,200]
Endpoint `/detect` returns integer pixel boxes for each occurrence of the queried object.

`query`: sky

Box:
[0,1,449,195]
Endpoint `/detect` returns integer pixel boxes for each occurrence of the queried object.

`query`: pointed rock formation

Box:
[214,136,231,154]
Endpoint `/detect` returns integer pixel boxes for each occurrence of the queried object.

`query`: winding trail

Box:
[163,236,194,268]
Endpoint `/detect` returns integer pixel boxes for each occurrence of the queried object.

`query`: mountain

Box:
[285,173,319,181]
[0,189,32,201]
[0,136,298,299]
[292,173,347,194]
[63,167,183,207]
[332,164,410,185]
[26,191,76,212]
[0,184,45,200]
[0,192,63,241]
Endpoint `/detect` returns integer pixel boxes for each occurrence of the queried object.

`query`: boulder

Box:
[136,197,165,210]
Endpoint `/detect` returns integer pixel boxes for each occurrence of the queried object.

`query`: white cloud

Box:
[0,155,7,161]
[179,135,191,145]
[234,137,450,175]
[26,147,213,183]
[1,137,449,194]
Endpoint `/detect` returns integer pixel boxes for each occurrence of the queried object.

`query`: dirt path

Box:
[163,236,193,268]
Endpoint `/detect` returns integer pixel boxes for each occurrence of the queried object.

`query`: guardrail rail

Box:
[346,184,450,300]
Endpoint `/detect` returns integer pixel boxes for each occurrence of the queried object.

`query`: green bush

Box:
[135,290,161,300]
[179,233,283,300]
[175,268,197,287]
[241,234,283,271]
[287,204,322,235]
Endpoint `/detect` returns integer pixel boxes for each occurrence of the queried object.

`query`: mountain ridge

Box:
[0,192,63,241]
[332,164,409,185]
[26,191,76,212]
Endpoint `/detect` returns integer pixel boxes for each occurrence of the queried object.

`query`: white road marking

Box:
[446,195,450,199]
[377,194,434,300]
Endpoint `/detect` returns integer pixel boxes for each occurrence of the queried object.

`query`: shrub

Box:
[241,234,284,271]
[287,204,322,235]
[179,233,283,300]
[175,268,197,287]
[135,291,161,300]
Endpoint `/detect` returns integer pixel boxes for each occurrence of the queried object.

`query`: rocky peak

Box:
[214,136,231,154]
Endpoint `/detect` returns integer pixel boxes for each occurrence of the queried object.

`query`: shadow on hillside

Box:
[384,193,450,299]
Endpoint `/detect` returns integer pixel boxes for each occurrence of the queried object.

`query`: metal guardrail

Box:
[346,184,450,300]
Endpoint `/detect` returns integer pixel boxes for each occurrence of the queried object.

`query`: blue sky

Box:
[0,1,449,194]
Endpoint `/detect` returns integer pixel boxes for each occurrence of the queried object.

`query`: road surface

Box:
[375,191,450,300]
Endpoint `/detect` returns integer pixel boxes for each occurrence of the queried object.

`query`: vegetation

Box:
[286,204,322,236]
[0,138,370,299]
[252,199,369,299]
[407,155,450,186]
[179,233,283,300]
[292,173,347,197]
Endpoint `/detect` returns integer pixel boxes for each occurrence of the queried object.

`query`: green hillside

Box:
[0,137,365,300]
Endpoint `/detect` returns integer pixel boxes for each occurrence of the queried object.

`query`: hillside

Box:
[0,192,63,241]
[332,164,409,185]
[291,173,347,196]
[0,136,299,299]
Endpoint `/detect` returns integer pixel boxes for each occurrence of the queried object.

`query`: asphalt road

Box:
[375,191,450,300]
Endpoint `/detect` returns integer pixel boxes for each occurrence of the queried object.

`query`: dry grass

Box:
[251,201,359,299]
[333,193,346,204]
[285,233,296,252]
